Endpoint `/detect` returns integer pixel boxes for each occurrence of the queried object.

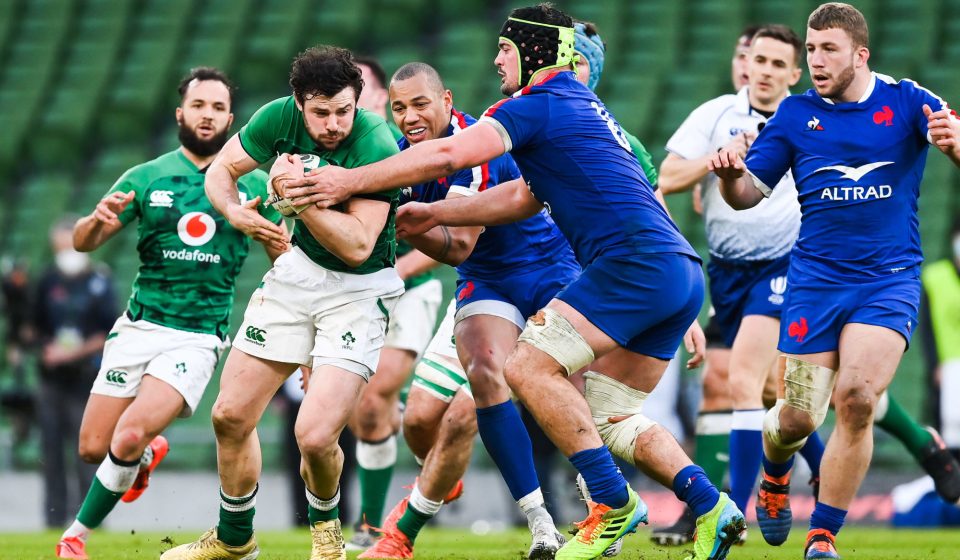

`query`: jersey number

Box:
[591,101,631,151]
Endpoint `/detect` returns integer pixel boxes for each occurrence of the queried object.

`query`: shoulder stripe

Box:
[451,109,490,192]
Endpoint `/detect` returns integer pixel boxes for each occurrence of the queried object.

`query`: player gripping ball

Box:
[266,153,323,217]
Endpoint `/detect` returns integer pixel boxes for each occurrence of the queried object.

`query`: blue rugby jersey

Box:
[480,71,698,266]
[745,73,952,281]
[399,108,575,280]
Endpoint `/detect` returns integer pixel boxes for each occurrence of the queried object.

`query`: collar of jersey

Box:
[511,70,572,98]
[818,72,877,105]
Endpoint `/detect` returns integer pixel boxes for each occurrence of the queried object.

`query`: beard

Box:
[822,63,856,100]
[178,122,229,157]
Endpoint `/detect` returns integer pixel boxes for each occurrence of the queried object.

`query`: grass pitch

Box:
[9,526,959,559]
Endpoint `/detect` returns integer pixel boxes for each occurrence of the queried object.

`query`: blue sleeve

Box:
[743,107,793,197]
[904,79,953,143]
[480,95,546,152]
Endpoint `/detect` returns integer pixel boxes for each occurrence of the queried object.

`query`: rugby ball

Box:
[266,154,321,217]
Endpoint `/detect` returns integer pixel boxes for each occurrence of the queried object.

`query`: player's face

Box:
[574,54,591,87]
[748,37,801,107]
[389,74,453,144]
[357,63,388,119]
[806,27,866,100]
[176,79,233,157]
[731,35,752,91]
[495,39,521,95]
[298,88,357,151]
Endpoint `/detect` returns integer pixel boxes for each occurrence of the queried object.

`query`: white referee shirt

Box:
[666,87,800,261]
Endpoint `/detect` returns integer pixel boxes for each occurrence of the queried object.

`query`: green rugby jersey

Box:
[239,98,400,274]
[625,131,659,187]
[108,149,281,338]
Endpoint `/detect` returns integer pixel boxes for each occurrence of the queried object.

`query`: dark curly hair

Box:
[290,45,364,104]
[177,66,235,105]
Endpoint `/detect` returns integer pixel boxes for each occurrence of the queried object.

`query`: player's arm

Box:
[395,249,441,280]
[924,104,960,167]
[396,178,542,238]
[402,193,483,266]
[708,149,765,209]
[298,198,390,268]
[660,132,755,195]
[658,153,713,194]
[73,190,135,251]
[206,134,288,252]
[283,123,507,208]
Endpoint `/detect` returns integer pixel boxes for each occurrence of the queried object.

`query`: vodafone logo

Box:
[177,212,216,246]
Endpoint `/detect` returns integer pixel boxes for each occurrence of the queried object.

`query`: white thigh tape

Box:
[517,308,595,376]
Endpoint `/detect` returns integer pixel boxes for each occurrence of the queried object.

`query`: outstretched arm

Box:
[283,123,508,208]
[708,148,765,210]
[396,178,542,237]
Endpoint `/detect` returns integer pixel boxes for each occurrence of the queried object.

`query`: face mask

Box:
[55,249,89,277]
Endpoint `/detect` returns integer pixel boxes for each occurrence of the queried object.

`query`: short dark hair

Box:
[391,62,445,92]
[509,3,573,28]
[355,56,387,90]
[739,24,763,44]
[808,2,869,48]
[177,66,235,105]
[290,45,364,104]
[753,24,803,65]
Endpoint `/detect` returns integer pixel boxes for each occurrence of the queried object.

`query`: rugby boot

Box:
[804,529,840,559]
[755,471,793,546]
[528,514,565,559]
[650,506,695,546]
[574,473,623,556]
[310,519,346,560]
[685,493,745,560]
[557,485,647,560]
[159,528,258,560]
[919,427,960,503]
[55,536,88,560]
[122,435,169,503]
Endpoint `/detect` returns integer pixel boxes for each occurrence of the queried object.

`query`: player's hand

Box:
[396,202,439,238]
[683,321,706,369]
[722,131,756,158]
[283,165,355,209]
[225,196,288,253]
[298,365,311,393]
[708,148,747,182]
[93,191,135,226]
[924,104,960,154]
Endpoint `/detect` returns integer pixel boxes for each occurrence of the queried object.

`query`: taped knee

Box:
[763,400,807,454]
[584,371,657,466]
[783,356,836,428]
[517,308,595,376]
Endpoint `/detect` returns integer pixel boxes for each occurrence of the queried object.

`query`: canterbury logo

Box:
[105,369,128,384]
[149,190,174,207]
[813,161,894,182]
[245,326,266,343]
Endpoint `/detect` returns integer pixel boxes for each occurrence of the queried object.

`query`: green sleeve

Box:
[242,169,283,225]
[345,120,401,169]
[238,97,289,163]
[626,131,659,188]
[105,166,147,225]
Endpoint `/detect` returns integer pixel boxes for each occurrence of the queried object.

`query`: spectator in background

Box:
[1,257,35,466]
[33,215,117,527]
[921,218,960,459]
